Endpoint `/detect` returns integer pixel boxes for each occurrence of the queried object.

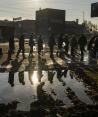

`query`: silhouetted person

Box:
[57,33,64,57]
[48,34,56,58]
[58,33,64,50]
[94,37,98,62]
[0,48,3,56]
[70,35,78,58]
[88,36,96,58]
[29,33,35,56]
[8,71,15,87]
[63,34,69,54]
[16,34,25,59]
[38,35,43,55]
[9,33,15,53]
[56,68,63,80]
[78,34,87,61]
[7,33,15,61]
[18,71,25,85]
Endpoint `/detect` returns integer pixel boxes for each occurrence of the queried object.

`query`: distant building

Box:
[0,8,93,41]
[14,20,36,37]
[36,8,65,40]
[65,21,88,35]
[0,26,15,42]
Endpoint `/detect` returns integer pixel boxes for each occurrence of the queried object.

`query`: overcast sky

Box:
[0,0,98,24]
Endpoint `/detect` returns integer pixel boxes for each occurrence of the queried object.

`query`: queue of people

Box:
[48,33,98,62]
[6,32,98,63]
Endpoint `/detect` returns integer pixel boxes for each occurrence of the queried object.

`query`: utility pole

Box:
[83,11,85,23]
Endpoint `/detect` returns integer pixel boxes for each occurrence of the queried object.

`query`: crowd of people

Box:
[6,32,98,63]
[48,33,98,62]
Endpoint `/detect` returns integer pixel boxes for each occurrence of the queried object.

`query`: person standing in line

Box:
[88,35,96,59]
[94,36,98,64]
[57,33,64,58]
[7,32,15,61]
[63,34,69,55]
[78,34,87,61]
[29,33,35,56]
[16,34,25,59]
[38,34,43,55]
[70,35,78,58]
[58,33,64,51]
[48,34,56,59]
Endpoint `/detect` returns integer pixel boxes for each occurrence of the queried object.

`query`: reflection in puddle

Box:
[31,71,39,86]
[0,70,96,111]
[83,52,89,65]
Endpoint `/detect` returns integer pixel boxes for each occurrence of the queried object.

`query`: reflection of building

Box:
[36,8,65,39]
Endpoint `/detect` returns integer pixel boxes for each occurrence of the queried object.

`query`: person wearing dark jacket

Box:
[48,34,56,58]
[88,36,96,58]
[16,34,25,59]
[58,33,64,50]
[7,33,15,61]
[78,34,87,61]
[29,33,35,56]
[38,35,43,55]
[94,37,98,61]
[63,34,69,54]
[70,35,78,58]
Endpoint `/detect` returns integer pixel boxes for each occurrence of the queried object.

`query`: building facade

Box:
[36,8,65,40]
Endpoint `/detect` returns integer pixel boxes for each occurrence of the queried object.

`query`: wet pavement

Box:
[0,43,98,116]
[0,70,96,111]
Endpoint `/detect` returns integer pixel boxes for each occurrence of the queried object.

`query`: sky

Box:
[0,0,98,25]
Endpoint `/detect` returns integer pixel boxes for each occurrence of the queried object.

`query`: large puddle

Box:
[0,70,95,111]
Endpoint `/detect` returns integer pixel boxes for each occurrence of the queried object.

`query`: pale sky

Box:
[0,0,98,25]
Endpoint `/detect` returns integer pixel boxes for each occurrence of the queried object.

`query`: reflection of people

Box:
[37,82,45,101]
[8,71,15,87]
[37,56,43,82]
[38,68,43,82]
[11,58,23,72]
[48,70,55,84]
[16,34,25,59]
[18,71,25,85]
[28,70,33,85]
